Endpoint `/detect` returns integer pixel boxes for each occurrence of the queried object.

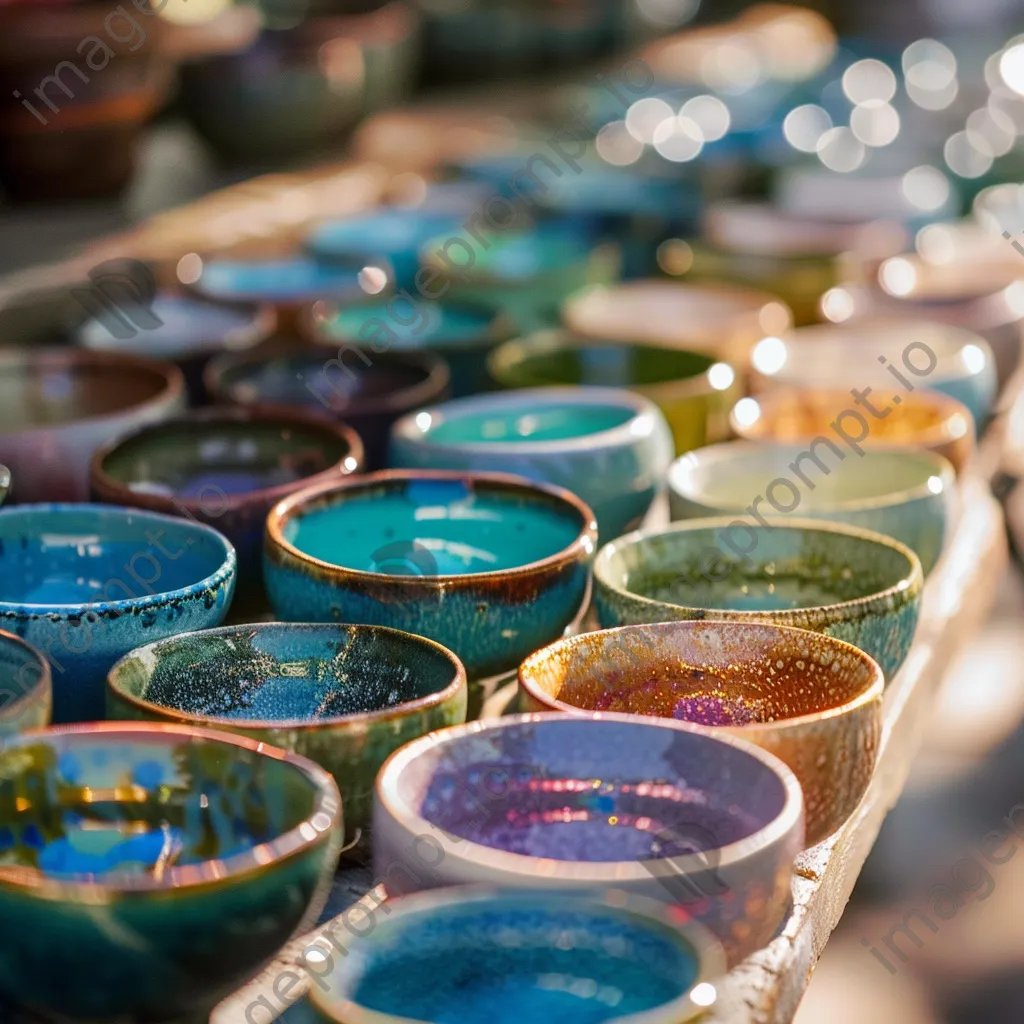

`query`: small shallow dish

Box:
[519,620,884,845]
[488,331,742,456]
[593,517,922,682]
[668,442,955,576]
[264,471,597,711]
[730,387,975,475]
[0,630,51,738]
[0,721,341,1023]
[89,407,364,593]
[0,504,236,724]
[373,712,803,966]
[107,622,467,839]
[308,886,727,1024]
[389,386,674,543]
[0,349,185,503]
[205,342,450,469]
[750,320,998,429]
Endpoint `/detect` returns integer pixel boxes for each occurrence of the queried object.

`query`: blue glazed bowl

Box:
[264,471,597,711]
[0,505,236,724]
[0,721,341,1022]
[308,887,727,1024]
[389,386,674,543]
[0,631,51,739]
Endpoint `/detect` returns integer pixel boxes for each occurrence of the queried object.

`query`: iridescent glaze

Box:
[519,620,884,845]
[107,623,467,838]
[0,722,341,1022]
[593,517,922,682]
[0,630,51,738]
[373,713,804,966]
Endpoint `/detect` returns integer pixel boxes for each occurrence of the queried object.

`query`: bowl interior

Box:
[317,301,496,349]
[112,625,461,723]
[310,210,459,256]
[283,477,585,575]
[0,730,316,879]
[0,507,230,605]
[196,257,375,303]
[391,718,787,861]
[98,417,357,501]
[522,622,879,725]
[425,228,589,282]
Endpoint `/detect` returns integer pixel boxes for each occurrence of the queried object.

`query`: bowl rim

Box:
[306,883,728,1024]
[265,468,598,586]
[106,621,468,733]
[593,515,923,621]
[389,385,670,456]
[304,207,465,259]
[517,619,885,732]
[88,405,366,518]
[0,720,341,898]
[0,503,237,616]
[0,628,52,723]
[667,440,957,513]
[375,710,804,882]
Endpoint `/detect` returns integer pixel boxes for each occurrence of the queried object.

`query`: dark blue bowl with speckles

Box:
[0,504,236,724]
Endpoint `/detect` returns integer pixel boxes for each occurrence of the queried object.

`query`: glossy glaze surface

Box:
[0,631,51,738]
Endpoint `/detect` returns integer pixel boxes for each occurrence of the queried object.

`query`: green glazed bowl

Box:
[488,331,742,456]
[668,442,956,575]
[107,623,467,843]
[593,517,923,682]
[0,630,51,739]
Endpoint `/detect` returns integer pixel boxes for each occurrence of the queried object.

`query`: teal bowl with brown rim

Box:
[107,622,467,845]
[593,517,923,682]
[0,630,51,739]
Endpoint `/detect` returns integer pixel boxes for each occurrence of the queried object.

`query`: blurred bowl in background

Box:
[0,630,51,739]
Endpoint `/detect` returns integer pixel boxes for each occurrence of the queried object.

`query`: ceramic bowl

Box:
[373,712,803,966]
[750,320,998,429]
[89,407,364,596]
[0,721,341,1022]
[0,504,236,724]
[593,517,922,682]
[264,471,597,711]
[107,623,467,839]
[389,386,674,543]
[205,343,450,469]
[75,293,275,404]
[488,331,742,456]
[668,442,955,576]
[304,297,514,398]
[518,620,884,845]
[0,631,51,739]
[308,886,727,1024]
[730,388,975,475]
[0,350,185,503]
[562,279,793,367]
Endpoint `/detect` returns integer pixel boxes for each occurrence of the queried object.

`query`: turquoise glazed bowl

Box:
[0,631,51,738]
[389,386,674,543]
[0,721,341,1023]
[668,442,956,576]
[107,623,467,841]
[264,471,597,713]
[593,517,923,682]
[0,505,236,724]
[373,712,803,966]
[308,887,727,1024]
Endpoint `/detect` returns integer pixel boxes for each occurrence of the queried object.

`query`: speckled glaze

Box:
[0,722,341,1023]
[593,517,922,683]
[204,342,450,469]
[373,713,803,967]
[0,505,236,724]
[89,408,364,593]
[0,631,51,738]
[730,388,975,475]
[0,349,186,503]
[388,386,675,543]
[264,471,597,712]
[519,621,883,845]
[488,332,742,456]
[668,442,956,576]
[308,887,727,1024]
[107,623,467,840]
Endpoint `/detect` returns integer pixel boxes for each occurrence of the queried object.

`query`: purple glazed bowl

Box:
[373,712,803,966]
